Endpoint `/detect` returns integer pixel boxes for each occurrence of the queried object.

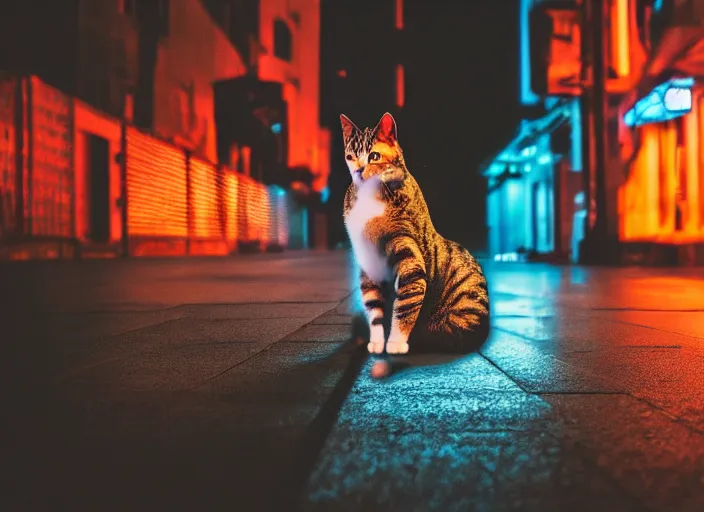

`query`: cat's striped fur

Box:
[341,112,490,355]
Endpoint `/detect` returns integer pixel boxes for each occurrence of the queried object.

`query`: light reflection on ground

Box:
[304,259,704,510]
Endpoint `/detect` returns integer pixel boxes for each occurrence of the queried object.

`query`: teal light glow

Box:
[519,0,539,105]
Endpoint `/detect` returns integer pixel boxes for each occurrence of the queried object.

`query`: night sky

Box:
[321,0,520,252]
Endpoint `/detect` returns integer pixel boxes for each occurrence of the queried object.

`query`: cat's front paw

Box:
[367,339,385,354]
[386,340,409,354]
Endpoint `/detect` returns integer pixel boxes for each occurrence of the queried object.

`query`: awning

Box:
[480,100,572,177]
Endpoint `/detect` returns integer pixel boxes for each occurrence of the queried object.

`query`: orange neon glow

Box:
[396,64,405,109]
[611,0,630,77]
[619,101,704,243]
[0,77,17,237]
[236,174,271,246]
[700,97,704,229]
[30,76,73,237]
[545,9,581,96]
[224,171,239,247]
[395,0,404,30]
[189,157,221,239]
[126,128,188,238]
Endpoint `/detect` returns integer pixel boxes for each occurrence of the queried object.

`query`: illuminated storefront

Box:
[483,0,584,262]
[482,100,582,261]
[615,0,704,263]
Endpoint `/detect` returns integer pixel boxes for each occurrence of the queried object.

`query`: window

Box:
[273,19,292,61]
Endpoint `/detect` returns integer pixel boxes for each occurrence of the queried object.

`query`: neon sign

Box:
[663,86,692,112]
[624,77,695,127]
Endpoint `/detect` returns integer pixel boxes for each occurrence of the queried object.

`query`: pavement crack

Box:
[478,352,531,394]
[188,296,353,391]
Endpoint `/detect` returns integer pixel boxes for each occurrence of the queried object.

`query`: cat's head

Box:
[340,112,405,185]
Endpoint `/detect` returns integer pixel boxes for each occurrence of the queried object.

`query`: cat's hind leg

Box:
[427,261,490,352]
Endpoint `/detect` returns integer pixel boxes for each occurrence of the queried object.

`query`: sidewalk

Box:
[2,253,704,510]
[1,252,363,510]
[304,263,704,511]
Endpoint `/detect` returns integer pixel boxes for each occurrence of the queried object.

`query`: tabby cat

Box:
[341,112,490,355]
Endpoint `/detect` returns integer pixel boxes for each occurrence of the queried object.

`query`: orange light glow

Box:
[395,0,404,30]
[619,104,704,243]
[337,69,347,78]
[396,64,405,109]
[224,171,239,247]
[189,157,221,240]
[30,77,73,237]
[611,0,630,77]
[545,9,581,96]
[0,77,18,237]
[126,128,188,238]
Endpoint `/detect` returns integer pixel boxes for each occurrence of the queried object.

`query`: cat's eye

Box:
[368,151,381,162]
[346,154,353,161]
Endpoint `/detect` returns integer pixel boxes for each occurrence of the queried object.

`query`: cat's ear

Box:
[374,112,397,145]
[340,114,360,142]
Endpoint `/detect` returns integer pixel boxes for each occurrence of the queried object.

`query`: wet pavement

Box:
[306,261,704,511]
[2,251,704,510]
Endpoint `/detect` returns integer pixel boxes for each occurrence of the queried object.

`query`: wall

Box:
[76,1,139,118]
[153,0,247,163]
[73,100,123,244]
[259,0,326,190]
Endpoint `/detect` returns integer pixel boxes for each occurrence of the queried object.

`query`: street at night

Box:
[3,0,704,510]
[3,252,704,510]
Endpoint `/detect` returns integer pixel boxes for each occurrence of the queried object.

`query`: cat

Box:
[341,112,490,356]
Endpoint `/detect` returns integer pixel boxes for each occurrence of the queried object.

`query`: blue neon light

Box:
[271,122,282,134]
[321,187,330,204]
[623,77,695,127]
[571,98,582,172]
[519,0,539,105]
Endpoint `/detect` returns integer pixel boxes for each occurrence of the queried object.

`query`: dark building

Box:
[320,0,405,248]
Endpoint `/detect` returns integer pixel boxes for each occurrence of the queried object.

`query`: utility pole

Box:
[580,0,610,264]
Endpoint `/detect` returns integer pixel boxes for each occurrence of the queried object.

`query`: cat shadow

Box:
[350,314,492,379]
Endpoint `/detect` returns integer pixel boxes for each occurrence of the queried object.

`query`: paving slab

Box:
[481,330,625,393]
[282,323,354,343]
[560,346,704,433]
[303,358,637,511]
[544,394,704,512]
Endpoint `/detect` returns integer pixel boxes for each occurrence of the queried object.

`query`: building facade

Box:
[482,0,584,262]
[0,0,328,258]
[483,0,704,265]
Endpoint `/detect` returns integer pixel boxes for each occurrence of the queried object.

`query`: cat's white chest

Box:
[346,181,389,283]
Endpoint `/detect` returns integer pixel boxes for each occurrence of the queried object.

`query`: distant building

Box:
[481,0,583,263]
[615,0,704,264]
[0,0,329,257]
[321,0,406,248]
[482,0,704,265]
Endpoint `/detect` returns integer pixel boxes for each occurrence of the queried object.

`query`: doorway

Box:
[87,134,110,244]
